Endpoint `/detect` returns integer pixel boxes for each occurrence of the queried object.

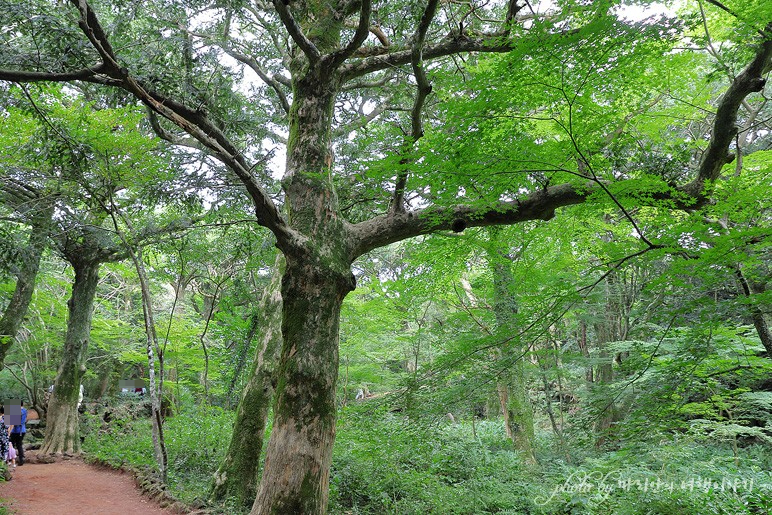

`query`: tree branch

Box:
[146,108,206,151]
[350,181,593,258]
[391,0,439,214]
[333,95,394,138]
[341,73,395,91]
[327,0,372,68]
[503,0,523,37]
[30,0,299,249]
[341,32,515,81]
[679,27,772,201]
[0,65,107,83]
[272,0,321,63]
[182,24,291,115]
[220,46,291,114]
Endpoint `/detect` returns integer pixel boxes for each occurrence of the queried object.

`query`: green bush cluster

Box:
[81,398,772,514]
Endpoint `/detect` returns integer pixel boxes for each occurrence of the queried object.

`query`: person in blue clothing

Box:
[9,400,26,466]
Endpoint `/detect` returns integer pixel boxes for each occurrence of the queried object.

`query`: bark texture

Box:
[489,236,536,464]
[251,257,353,515]
[0,200,54,367]
[41,258,100,455]
[211,257,284,506]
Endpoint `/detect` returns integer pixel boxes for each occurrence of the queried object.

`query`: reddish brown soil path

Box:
[0,453,178,515]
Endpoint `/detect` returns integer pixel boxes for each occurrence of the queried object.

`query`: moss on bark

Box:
[41,258,100,455]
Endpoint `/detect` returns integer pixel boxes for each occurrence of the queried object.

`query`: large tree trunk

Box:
[0,201,53,367]
[41,258,100,455]
[211,258,284,506]
[250,41,354,511]
[251,257,353,514]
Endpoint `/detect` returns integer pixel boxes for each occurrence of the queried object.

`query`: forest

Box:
[0,0,770,513]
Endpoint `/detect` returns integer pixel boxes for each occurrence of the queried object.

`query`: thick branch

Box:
[272,0,321,63]
[70,0,121,70]
[341,32,514,80]
[351,182,592,258]
[0,65,107,83]
[327,0,372,68]
[679,28,772,200]
[503,0,523,36]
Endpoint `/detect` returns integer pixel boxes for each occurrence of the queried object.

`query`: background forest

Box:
[0,0,771,514]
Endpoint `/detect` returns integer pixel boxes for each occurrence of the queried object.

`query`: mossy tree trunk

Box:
[251,42,356,511]
[211,256,284,506]
[488,232,537,464]
[252,256,353,514]
[41,257,101,455]
[0,199,53,367]
[592,273,628,446]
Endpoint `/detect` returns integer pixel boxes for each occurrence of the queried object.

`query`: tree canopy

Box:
[0,1,770,513]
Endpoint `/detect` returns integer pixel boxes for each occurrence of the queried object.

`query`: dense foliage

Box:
[0,0,770,513]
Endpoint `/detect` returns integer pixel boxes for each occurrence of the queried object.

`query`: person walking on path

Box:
[9,400,26,466]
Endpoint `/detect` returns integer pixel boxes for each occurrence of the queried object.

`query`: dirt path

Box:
[0,453,178,515]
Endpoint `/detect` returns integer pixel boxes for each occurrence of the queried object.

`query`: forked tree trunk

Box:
[211,257,284,506]
[249,43,353,512]
[251,257,354,514]
[41,258,100,455]
[0,201,53,367]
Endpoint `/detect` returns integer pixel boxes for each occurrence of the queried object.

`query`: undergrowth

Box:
[82,399,772,514]
[81,398,237,512]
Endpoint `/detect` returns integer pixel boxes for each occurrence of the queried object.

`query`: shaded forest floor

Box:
[0,452,177,515]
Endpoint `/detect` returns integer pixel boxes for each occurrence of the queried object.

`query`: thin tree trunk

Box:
[41,258,100,455]
[488,230,537,464]
[106,203,168,481]
[95,362,113,400]
[0,201,53,367]
[132,247,168,482]
[211,256,284,506]
[577,320,593,383]
[593,276,620,447]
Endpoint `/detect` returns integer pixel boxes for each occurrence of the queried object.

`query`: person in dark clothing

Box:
[9,400,26,466]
